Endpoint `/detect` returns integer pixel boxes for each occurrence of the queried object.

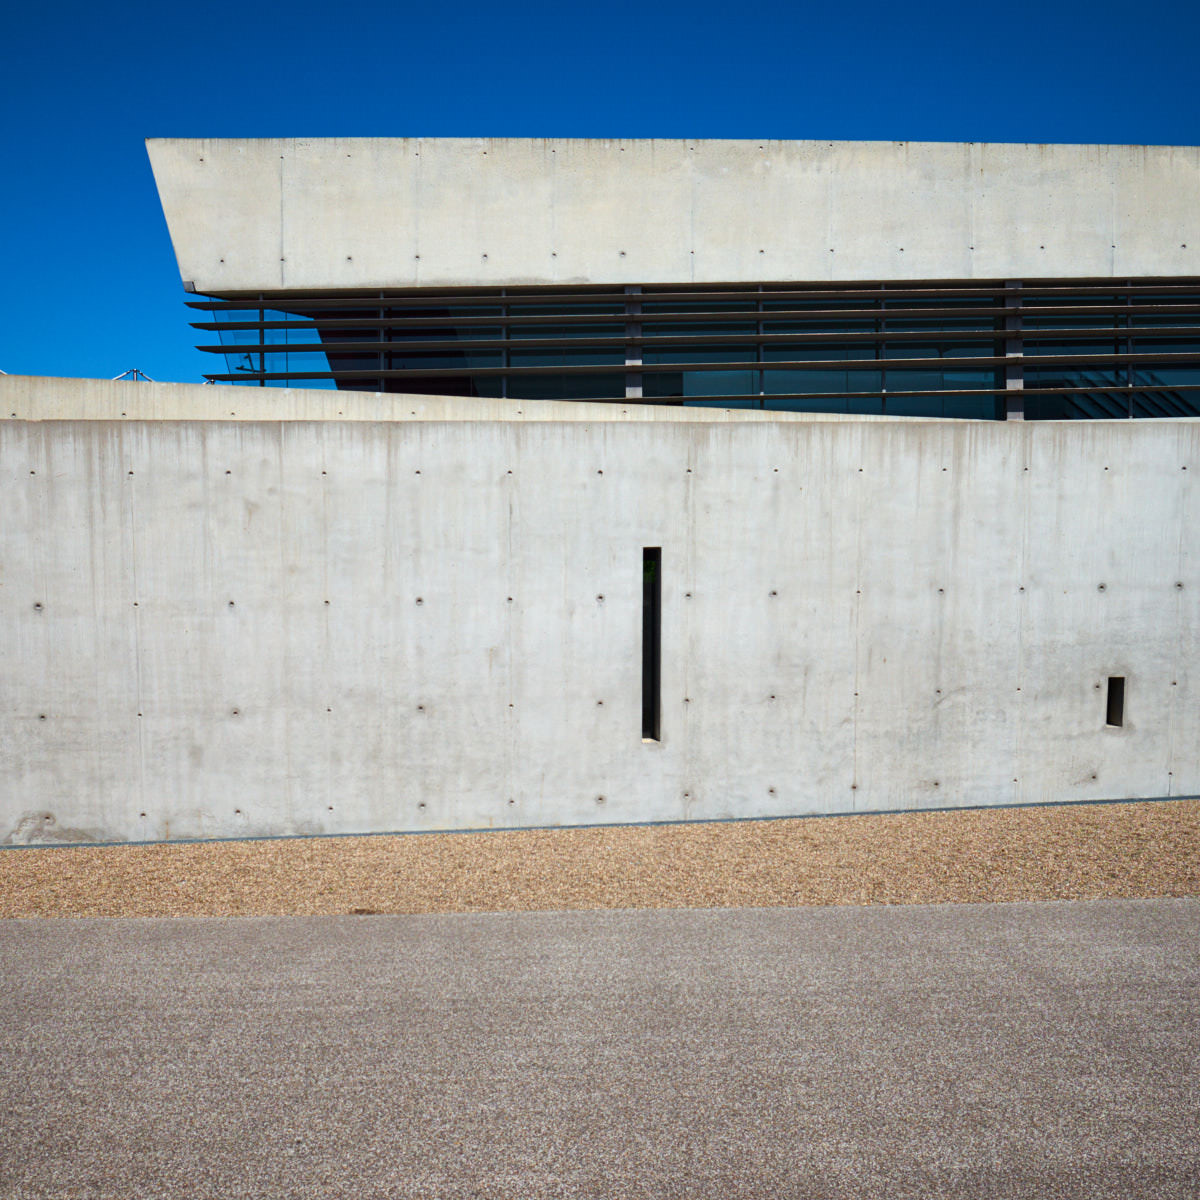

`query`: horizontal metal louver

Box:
[187,279,1200,419]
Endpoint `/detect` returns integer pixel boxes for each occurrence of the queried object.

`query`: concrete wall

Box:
[1,375,910,425]
[147,138,1200,293]
[2,377,1196,844]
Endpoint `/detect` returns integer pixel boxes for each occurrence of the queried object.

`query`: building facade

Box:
[0,139,1196,844]
[151,138,1200,420]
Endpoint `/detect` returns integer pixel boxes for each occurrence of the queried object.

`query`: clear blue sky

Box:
[3,0,1198,384]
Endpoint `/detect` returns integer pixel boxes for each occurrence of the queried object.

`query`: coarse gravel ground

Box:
[2,797,1197,917]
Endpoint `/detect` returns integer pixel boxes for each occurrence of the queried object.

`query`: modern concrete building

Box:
[1,139,1197,844]
[151,138,1200,421]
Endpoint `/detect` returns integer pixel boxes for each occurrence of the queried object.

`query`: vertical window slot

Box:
[642,548,662,741]
[1106,676,1125,728]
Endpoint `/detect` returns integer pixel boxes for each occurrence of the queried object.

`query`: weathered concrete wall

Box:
[1,376,909,425]
[147,138,1200,293]
[1,378,1196,844]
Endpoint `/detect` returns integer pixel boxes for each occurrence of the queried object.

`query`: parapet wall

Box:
[2,377,1196,844]
[147,138,1200,292]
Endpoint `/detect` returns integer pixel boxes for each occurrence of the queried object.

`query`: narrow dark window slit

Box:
[1106,676,1125,728]
[642,548,662,741]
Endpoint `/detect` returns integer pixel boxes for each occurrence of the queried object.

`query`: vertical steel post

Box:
[1004,280,1024,420]
[625,285,643,400]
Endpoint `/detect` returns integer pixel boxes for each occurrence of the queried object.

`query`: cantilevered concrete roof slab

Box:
[147,138,1200,294]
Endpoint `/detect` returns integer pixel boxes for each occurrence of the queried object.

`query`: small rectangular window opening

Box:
[1106,676,1125,728]
[642,548,662,741]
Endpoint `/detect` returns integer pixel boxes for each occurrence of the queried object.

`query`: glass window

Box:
[1023,338,1120,357]
[508,348,623,368]
[1132,365,1200,388]
[506,374,624,400]
[763,397,851,413]
[386,350,504,371]
[1025,368,1124,389]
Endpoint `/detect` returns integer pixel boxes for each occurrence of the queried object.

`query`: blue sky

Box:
[3,0,1198,384]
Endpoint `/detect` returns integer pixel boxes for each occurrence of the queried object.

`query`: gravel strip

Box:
[2,799,1198,918]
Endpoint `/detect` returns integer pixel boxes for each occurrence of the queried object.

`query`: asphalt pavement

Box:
[1,899,1197,1199]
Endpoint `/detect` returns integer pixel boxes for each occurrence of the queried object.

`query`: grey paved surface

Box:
[1,900,1197,1199]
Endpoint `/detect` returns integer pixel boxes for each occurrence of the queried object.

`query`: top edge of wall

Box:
[0,377,944,423]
